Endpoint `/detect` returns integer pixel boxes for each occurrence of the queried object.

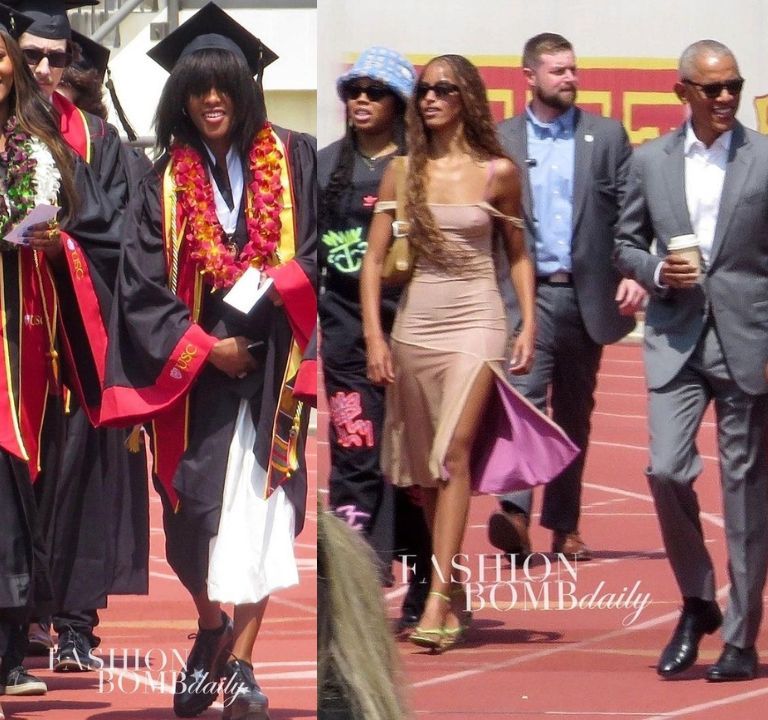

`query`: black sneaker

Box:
[221,658,269,720]
[173,613,234,718]
[54,627,101,672]
[0,666,48,696]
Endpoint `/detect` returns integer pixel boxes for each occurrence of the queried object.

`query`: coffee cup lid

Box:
[668,234,699,250]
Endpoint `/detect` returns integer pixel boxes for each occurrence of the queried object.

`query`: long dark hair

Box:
[2,30,77,218]
[60,52,108,120]
[319,93,406,235]
[154,48,266,157]
[405,54,506,273]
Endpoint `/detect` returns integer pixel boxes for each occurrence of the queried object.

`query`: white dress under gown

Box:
[207,399,299,604]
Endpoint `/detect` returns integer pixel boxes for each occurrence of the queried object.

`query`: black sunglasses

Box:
[682,77,744,99]
[342,83,393,102]
[22,47,72,69]
[416,81,460,99]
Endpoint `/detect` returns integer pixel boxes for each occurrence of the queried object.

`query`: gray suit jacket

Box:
[614,121,768,395]
[497,108,635,345]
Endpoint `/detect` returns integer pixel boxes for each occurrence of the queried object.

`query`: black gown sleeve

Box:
[99,160,217,425]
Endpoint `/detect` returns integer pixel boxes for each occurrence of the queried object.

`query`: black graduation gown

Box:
[98,127,316,592]
[35,110,150,613]
[0,156,118,615]
[0,249,57,616]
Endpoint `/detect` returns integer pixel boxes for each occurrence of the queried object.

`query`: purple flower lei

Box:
[0,116,37,252]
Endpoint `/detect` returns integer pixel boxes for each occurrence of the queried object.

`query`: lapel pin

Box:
[584,134,594,143]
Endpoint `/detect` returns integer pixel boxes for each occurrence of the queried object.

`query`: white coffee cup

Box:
[667,234,701,277]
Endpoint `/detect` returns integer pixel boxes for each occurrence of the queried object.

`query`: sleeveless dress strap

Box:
[478,201,524,228]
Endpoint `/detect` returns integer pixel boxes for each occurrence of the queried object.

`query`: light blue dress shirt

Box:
[525,105,575,275]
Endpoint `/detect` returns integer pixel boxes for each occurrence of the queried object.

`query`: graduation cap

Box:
[66,28,138,141]
[0,3,34,38]
[6,0,98,40]
[147,1,278,79]
[71,28,108,81]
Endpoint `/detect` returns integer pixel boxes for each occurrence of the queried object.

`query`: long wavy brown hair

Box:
[404,54,506,273]
[1,30,78,218]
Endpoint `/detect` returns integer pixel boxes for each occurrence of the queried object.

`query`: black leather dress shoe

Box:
[706,644,758,682]
[221,658,270,720]
[488,510,531,559]
[173,612,234,718]
[657,599,722,677]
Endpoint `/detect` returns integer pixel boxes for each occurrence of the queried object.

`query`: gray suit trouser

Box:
[501,284,602,533]
[647,320,768,648]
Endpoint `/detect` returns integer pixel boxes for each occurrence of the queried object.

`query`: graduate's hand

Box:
[23,220,63,260]
[208,336,258,379]
[366,336,395,385]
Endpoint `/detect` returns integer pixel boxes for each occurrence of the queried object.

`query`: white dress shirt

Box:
[203,144,244,236]
[684,122,732,266]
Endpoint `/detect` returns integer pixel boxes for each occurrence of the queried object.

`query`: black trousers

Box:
[325,363,395,570]
[0,617,28,673]
[53,609,100,645]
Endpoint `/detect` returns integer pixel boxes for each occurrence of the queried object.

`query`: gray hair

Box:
[679,40,738,79]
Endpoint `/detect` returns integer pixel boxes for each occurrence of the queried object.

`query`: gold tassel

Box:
[47,348,59,386]
[286,401,304,479]
[125,424,143,453]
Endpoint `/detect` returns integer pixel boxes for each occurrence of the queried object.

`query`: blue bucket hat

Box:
[337,46,416,103]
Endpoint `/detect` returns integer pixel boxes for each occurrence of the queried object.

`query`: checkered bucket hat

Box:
[336,46,416,103]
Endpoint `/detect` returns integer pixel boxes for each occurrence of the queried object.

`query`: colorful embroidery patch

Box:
[321,227,367,273]
[328,391,374,448]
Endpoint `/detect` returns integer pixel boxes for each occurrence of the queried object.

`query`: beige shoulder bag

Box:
[381,156,414,286]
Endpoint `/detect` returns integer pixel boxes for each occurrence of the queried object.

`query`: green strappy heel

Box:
[409,591,450,652]
[438,583,473,649]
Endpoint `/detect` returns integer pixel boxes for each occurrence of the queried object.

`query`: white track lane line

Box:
[590,440,718,461]
[594,411,717,429]
[640,686,768,720]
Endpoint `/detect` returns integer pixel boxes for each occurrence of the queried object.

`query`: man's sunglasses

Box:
[682,77,744,99]
[341,83,393,102]
[416,81,460,99]
[22,48,72,69]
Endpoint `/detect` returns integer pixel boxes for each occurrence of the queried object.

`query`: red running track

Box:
[319,340,768,719]
[16,337,768,718]
[2,446,318,720]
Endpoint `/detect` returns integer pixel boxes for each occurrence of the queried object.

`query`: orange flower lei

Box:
[171,122,283,289]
